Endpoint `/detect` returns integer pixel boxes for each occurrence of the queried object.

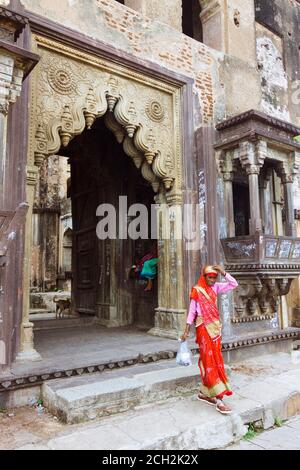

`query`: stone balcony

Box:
[221,232,300,320]
[221,232,300,276]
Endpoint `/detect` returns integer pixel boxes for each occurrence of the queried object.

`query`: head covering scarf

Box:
[190,265,219,328]
[190,265,218,304]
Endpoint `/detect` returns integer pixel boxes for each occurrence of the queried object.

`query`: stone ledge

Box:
[2,329,299,393]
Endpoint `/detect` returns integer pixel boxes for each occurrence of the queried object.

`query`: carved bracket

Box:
[233,274,294,319]
[239,140,267,175]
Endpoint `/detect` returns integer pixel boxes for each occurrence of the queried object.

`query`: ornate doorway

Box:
[18,32,188,365]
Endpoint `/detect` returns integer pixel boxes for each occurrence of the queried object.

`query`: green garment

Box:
[141,258,158,279]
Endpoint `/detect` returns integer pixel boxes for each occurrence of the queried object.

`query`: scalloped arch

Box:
[32,38,182,197]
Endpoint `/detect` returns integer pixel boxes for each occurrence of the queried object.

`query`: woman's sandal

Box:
[215,399,232,415]
[197,392,217,406]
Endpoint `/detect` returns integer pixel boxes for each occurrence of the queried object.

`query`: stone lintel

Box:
[0,6,28,42]
[0,40,39,79]
[215,110,300,152]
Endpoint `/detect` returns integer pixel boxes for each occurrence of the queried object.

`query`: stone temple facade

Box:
[1,0,300,384]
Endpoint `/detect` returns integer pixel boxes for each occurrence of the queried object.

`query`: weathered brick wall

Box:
[98,0,218,123]
[0,0,223,125]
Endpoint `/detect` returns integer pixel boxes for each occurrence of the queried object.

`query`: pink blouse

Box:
[186,273,238,325]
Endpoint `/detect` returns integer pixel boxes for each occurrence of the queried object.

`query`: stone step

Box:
[29,308,53,315]
[42,358,210,424]
[32,315,95,331]
[19,353,300,450]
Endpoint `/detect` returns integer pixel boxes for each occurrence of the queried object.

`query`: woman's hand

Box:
[180,332,189,342]
[181,325,190,342]
[212,265,226,276]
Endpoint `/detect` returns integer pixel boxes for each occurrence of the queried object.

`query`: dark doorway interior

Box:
[233,182,250,236]
[63,118,157,330]
[182,0,203,43]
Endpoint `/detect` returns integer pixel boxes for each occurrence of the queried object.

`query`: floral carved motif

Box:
[47,62,77,95]
[145,100,165,123]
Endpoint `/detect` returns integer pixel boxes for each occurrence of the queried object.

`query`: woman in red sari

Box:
[181,265,238,415]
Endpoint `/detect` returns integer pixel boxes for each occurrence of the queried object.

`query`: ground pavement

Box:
[1,351,300,450]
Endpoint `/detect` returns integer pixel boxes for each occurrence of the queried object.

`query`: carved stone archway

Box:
[18,34,186,361]
[31,36,182,196]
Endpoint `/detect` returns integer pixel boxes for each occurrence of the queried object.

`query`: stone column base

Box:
[15,349,42,363]
[148,308,186,340]
[15,322,42,363]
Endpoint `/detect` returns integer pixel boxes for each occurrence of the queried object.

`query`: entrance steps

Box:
[19,353,300,450]
[42,359,204,424]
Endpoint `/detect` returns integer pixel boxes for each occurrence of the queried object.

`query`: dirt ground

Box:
[0,405,65,450]
[230,364,271,375]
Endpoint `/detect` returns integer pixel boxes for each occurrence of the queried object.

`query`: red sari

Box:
[191,276,232,399]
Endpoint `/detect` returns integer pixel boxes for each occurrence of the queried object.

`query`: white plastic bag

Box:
[176,339,192,366]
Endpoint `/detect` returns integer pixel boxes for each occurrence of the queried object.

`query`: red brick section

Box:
[97,0,215,123]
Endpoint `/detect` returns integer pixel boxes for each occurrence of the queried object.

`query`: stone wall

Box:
[255,0,300,125]
[0,0,223,125]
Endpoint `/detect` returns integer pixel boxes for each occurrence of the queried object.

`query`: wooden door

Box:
[71,160,98,315]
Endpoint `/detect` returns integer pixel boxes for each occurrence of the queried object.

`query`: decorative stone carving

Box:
[239,140,266,174]
[0,6,28,43]
[47,62,77,95]
[30,36,180,194]
[232,275,296,320]
[145,100,165,123]
[276,160,299,184]
[233,277,263,317]
[34,124,48,167]
[84,87,98,129]
[134,125,158,165]
[104,112,125,144]
[114,96,138,138]
[106,75,120,112]
[123,136,143,169]
[0,102,9,116]
[141,162,160,193]
[0,55,24,116]
[59,105,74,147]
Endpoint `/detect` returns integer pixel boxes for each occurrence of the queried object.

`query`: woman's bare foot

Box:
[144,279,153,291]
[215,399,232,415]
[197,392,217,406]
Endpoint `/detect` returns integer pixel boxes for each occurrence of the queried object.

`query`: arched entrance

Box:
[61,117,158,329]
[17,34,188,363]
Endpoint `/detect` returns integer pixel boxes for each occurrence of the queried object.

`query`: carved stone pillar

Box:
[259,168,273,235]
[248,168,262,234]
[149,195,186,339]
[0,6,39,370]
[239,141,266,234]
[0,53,23,207]
[219,150,235,237]
[277,160,298,237]
[15,166,41,363]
